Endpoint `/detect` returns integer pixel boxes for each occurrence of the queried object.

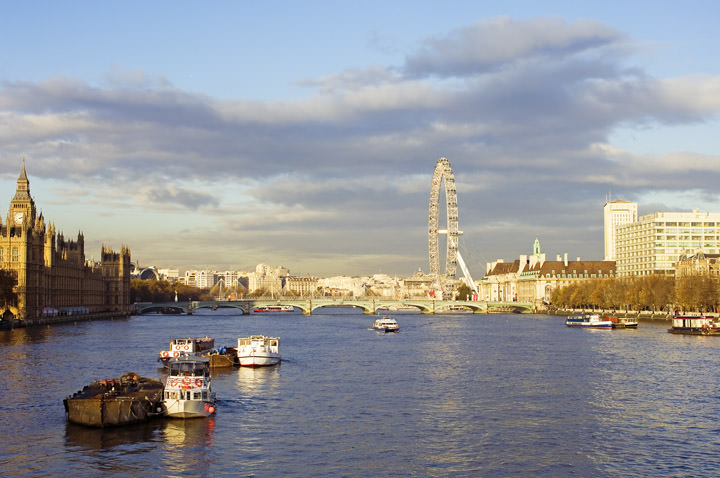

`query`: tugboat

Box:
[64,372,165,427]
[236,335,282,367]
[163,356,216,418]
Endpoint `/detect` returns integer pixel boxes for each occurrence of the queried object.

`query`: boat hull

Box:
[238,353,281,367]
[165,399,216,418]
[373,326,399,332]
[668,328,720,335]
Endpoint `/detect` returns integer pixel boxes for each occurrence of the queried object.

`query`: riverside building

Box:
[615,209,720,276]
[604,200,638,260]
[0,159,131,322]
[480,238,615,308]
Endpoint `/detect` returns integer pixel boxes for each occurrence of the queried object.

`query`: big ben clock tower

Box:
[9,156,36,227]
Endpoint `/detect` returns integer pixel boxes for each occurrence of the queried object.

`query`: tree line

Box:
[550,275,720,313]
[130,279,213,303]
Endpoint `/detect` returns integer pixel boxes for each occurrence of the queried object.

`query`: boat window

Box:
[193,392,202,400]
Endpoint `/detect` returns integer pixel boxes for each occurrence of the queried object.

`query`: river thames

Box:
[1,309,719,477]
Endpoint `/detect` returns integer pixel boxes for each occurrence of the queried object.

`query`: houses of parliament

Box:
[0,159,131,324]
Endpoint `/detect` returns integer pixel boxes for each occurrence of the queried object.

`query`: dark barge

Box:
[63,372,165,427]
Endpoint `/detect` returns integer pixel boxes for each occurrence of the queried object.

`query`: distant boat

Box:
[565,314,613,328]
[253,305,294,313]
[668,314,720,335]
[606,316,639,329]
[373,316,399,333]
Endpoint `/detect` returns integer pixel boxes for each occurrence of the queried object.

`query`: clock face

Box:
[14,212,24,224]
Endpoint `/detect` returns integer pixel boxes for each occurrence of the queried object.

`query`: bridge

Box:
[135,298,534,315]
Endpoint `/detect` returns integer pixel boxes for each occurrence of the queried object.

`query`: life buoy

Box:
[195,378,203,388]
[173,351,180,357]
[169,378,179,387]
[161,351,168,358]
[184,345,189,351]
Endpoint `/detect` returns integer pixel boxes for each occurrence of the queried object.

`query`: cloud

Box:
[403,16,627,78]
[2,16,720,275]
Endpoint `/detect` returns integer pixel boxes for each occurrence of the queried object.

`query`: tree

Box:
[456,283,473,301]
[0,269,17,306]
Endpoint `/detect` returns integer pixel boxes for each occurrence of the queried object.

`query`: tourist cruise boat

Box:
[158,337,215,365]
[236,335,281,366]
[252,305,294,313]
[163,356,216,418]
[668,314,720,335]
[373,316,399,332]
[565,314,613,328]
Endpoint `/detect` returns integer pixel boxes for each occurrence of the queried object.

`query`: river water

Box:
[1,309,719,477]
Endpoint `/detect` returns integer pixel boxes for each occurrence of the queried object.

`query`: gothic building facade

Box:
[0,159,131,322]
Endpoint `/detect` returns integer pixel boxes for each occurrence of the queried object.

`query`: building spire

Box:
[19,154,28,181]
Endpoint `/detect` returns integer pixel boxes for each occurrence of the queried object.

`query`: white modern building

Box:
[615,209,720,276]
[604,200,638,260]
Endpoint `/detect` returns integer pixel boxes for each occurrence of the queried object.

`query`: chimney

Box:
[563,253,568,266]
[556,254,561,261]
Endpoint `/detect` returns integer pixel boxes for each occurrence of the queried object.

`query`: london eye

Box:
[428,157,459,280]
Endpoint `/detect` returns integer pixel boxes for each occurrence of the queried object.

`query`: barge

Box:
[63,372,165,428]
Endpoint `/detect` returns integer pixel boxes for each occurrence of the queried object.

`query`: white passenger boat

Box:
[163,356,216,418]
[373,316,399,332]
[158,337,215,365]
[565,314,613,328]
[252,305,294,313]
[236,335,281,367]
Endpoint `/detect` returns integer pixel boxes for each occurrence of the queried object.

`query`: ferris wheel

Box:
[428,157,459,279]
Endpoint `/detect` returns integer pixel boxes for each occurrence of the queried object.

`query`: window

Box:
[0,248,3,262]
[11,247,18,262]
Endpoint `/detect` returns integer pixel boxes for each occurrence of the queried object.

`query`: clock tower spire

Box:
[10,155,36,226]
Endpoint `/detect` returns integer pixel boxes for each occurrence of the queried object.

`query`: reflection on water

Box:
[162,417,215,446]
[65,421,163,450]
[235,365,281,395]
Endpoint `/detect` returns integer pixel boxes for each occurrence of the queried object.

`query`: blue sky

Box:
[2,1,720,276]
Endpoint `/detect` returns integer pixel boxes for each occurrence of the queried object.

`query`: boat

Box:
[252,305,294,313]
[565,314,613,328]
[205,345,239,368]
[607,316,639,329]
[163,356,216,418]
[373,316,399,332]
[158,337,215,365]
[668,314,720,335]
[63,372,165,428]
[236,335,281,367]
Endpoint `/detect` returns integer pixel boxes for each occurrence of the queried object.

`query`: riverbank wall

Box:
[1,311,131,330]
[548,309,673,321]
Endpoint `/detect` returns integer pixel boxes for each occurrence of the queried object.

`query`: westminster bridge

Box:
[135,298,534,315]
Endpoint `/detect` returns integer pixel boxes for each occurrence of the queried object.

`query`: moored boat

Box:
[158,337,215,365]
[237,335,281,367]
[565,314,613,328]
[63,372,165,428]
[373,316,399,332]
[607,316,639,329]
[163,356,216,418]
[668,314,720,335]
[252,305,294,313]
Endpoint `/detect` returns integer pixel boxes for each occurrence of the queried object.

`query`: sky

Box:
[2,1,720,278]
